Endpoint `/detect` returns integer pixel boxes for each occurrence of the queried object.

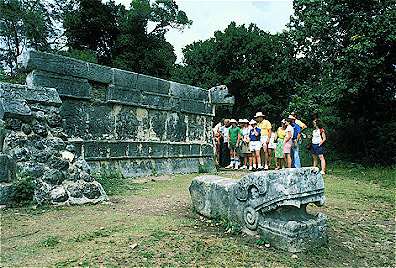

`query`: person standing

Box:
[239,119,251,169]
[284,118,294,168]
[248,120,262,171]
[275,120,287,170]
[219,119,231,167]
[309,119,327,174]
[255,112,272,170]
[290,111,307,131]
[213,119,224,165]
[226,119,241,169]
[289,115,301,168]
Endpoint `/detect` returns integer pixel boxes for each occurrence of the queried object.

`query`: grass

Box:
[1,166,395,267]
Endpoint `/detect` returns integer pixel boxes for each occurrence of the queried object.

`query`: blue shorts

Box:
[311,144,324,155]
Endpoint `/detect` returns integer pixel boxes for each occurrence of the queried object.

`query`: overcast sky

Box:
[115,0,294,62]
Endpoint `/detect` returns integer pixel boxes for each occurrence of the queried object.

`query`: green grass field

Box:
[1,165,394,267]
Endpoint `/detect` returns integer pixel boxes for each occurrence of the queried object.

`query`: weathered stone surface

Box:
[209,85,235,105]
[0,183,15,205]
[107,85,141,106]
[181,99,212,116]
[27,70,91,100]
[112,68,138,89]
[190,168,327,252]
[141,92,172,111]
[1,98,32,122]
[137,74,170,95]
[0,82,62,107]
[19,50,89,78]
[190,175,236,218]
[87,62,112,84]
[0,120,4,150]
[0,154,16,182]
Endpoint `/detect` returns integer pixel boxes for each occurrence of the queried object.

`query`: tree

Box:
[172,22,296,122]
[0,0,56,76]
[62,0,122,65]
[287,0,396,164]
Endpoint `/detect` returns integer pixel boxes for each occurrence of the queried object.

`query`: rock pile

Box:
[0,82,109,206]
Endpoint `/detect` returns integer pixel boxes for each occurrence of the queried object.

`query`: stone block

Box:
[84,141,109,159]
[139,142,168,158]
[19,50,89,78]
[0,154,16,182]
[115,106,140,140]
[190,168,328,252]
[0,183,15,205]
[166,113,187,142]
[141,92,172,111]
[209,85,235,105]
[185,85,210,102]
[189,175,236,218]
[109,142,128,158]
[137,74,169,95]
[0,120,4,150]
[1,98,32,122]
[27,70,91,100]
[158,78,171,95]
[169,157,201,174]
[86,103,115,138]
[0,99,4,121]
[59,99,87,138]
[169,82,187,98]
[181,99,212,116]
[0,82,62,107]
[87,63,112,84]
[112,68,138,89]
[107,85,141,106]
[201,144,214,156]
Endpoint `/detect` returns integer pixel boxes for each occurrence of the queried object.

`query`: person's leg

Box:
[268,148,273,167]
[256,149,261,169]
[293,141,301,168]
[312,154,318,167]
[284,153,292,168]
[290,143,295,167]
[318,154,326,173]
[227,148,234,168]
[249,152,255,170]
[234,149,239,169]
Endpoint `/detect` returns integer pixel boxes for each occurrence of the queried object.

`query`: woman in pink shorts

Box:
[283,118,294,168]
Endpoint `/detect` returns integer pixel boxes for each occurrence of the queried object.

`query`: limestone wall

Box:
[11,50,234,176]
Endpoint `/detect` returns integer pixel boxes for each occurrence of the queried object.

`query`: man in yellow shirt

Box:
[255,112,272,170]
[290,111,307,131]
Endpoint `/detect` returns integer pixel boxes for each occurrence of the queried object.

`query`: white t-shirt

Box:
[242,127,250,141]
[286,125,294,139]
[312,129,324,144]
[221,126,230,143]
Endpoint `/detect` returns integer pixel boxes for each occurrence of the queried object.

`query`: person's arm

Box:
[294,132,301,148]
[267,128,272,144]
[285,130,291,142]
[319,131,326,146]
[236,132,241,147]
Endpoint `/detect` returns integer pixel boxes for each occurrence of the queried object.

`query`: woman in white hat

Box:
[239,119,251,169]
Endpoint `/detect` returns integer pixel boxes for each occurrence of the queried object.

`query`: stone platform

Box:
[189,168,328,252]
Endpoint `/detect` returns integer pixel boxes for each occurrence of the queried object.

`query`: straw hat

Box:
[288,115,296,120]
[249,119,257,125]
[230,119,238,123]
[254,112,265,118]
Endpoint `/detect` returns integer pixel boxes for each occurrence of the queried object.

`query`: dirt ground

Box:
[1,169,395,267]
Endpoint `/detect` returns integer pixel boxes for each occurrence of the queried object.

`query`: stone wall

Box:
[15,50,234,176]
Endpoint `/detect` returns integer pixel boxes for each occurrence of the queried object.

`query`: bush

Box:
[10,178,36,205]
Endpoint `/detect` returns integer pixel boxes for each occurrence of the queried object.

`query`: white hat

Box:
[249,119,257,125]
[288,115,296,120]
[239,119,249,123]
[254,112,265,118]
[230,119,237,123]
[281,119,286,124]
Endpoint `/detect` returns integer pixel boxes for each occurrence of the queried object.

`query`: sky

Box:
[115,0,294,62]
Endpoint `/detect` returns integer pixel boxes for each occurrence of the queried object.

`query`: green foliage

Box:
[198,165,210,173]
[212,212,242,235]
[94,172,127,196]
[0,0,58,74]
[10,177,36,205]
[57,48,98,64]
[41,235,61,248]
[0,69,25,84]
[62,0,191,78]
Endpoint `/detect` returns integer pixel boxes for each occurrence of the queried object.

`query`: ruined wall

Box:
[14,51,233,176]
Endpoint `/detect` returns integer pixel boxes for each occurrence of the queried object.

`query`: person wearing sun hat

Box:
[219,119,231,167]
[255,112,272,170]
[248,119,263,171]
[226,119,241,169]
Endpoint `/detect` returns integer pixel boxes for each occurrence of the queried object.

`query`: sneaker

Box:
[226,164,233,169]
[257,165,263,171]
[320,170,325,175]
[234,164,239,170]
[264,165,268,170]
[240,165,247,169]
[248,166,253,171]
